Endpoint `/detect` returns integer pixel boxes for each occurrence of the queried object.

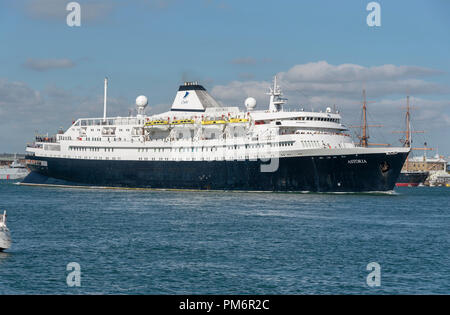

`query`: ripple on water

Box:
[0,182,449,294]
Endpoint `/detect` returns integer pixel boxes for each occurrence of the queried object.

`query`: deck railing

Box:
[35,136,57,143]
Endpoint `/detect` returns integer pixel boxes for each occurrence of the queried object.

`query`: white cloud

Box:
[210,61,450,152]
[0,78,43,112]
[1,60,449,154]
[238,73,255,80]
[280,61,442,83]
[0,78,128,152]
[231,57,257,65]
[23,58,76,72]
[211,80,269,107]
[211,61,449,105]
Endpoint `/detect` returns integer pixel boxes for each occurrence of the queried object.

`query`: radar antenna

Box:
[267,75,286,112]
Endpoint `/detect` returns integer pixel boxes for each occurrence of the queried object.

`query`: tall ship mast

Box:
[22,76,409,192]
[395,96,432,187]
[350,89,385,148]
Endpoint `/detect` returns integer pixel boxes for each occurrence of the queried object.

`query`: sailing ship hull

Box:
[395,171,429,187]
[22,151,408,192]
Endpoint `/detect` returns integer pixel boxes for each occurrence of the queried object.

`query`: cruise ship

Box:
[22,77,409,192]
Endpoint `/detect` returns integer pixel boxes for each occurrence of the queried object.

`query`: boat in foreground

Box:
[0,211,12,251]
[0,155,30,180]
[22,77,409,192]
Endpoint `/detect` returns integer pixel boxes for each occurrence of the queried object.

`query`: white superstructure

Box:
[27,77,404,162]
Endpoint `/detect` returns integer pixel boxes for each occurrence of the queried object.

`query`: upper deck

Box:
[25,77,364,161]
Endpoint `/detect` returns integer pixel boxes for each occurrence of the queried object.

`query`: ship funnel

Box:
[171,82,221,112]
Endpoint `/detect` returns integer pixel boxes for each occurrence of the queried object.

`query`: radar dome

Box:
[136,95,148,107]
[245,97,257,111]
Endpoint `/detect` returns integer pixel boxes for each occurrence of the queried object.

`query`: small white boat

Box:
[0,154,29,180]
[0,211,12,251]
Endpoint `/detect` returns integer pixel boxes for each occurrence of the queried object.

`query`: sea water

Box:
[0,181,448,294]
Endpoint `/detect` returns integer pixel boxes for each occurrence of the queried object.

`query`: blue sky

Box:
[0,0,449,155]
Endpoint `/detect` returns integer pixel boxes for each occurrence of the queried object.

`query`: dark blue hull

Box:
[396,171,429,187]
[23,152,408,192]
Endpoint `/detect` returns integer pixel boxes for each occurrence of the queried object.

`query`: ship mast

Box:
[103,77,108,122]
[361,89,369,147]
[393,96,432,171]
[405,95,411,147]
[350,89,384,147]
[267,76,286,112]
[405,96,411,171]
